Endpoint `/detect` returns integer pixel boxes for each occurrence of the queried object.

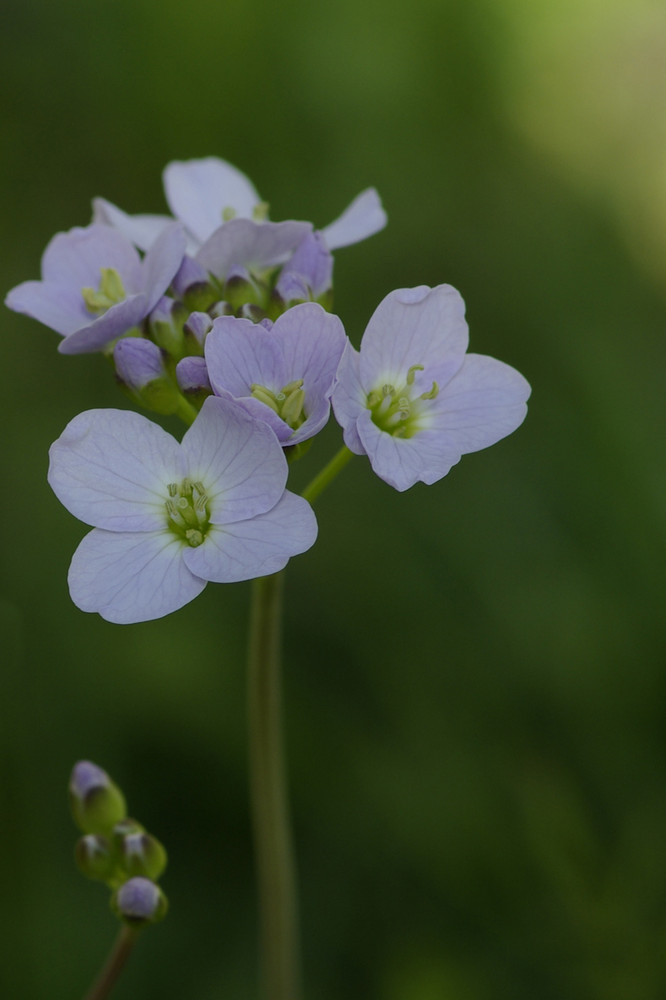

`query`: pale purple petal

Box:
[57,294,149,355]
[6,280,91,336]
[114,338,165,390]
[92,198,174,252]
[359,285,469,385]
[181,396,288,521]
[275,231,333,300]
[140,222,186,312]
[427,353,530,452]
[41,225,142,292]
[319,188,387,250]
[48,408,183,530]
[164,157,262,245]
[183,491,317,582]
[206,316,281,398]
[68,529,205,624]
[356,410,462,491]
[196,219,312,280]
[330,342,366,455]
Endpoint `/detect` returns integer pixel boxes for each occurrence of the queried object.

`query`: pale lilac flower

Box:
[5,223,185,355]
[332,285,531,491]
[93,156,386,255]
[48,397,317,623]
[204,303,346,446]
[274,231,333,304]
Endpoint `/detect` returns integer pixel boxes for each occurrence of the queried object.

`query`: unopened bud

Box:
[111,877,168,926]
[75,834,120,883]
[69,761,127,835]
[120,831,168,881]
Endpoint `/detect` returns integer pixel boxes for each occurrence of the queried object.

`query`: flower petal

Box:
[183,491,317,582]
[41,225,142,292]
[181,396,288,521]
[48,408,184,530]
[140,222,186,312]
[5,279,91,336]
[356,410,462,491]
[68,529,205,624]
[330,342,366,454]
[92,198,174,252]
[196,218,312,280]
[319,188,387,250]
[163,157,262,245]
[57,294,149,354]
[427,353,531,452]
[359,285,469,386]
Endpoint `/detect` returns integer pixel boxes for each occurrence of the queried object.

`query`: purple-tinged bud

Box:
[176,356,212,397]
[148,296,187,357]
[224,266,258,312]
[173,256,216,311]
[120,831,168,881]
[183,311,213,349]
[209,300,234,319]
[114,338,165,391]
[240,303,268,324]
[275,231,333,305]
[75,833,121,883]
[114,337,187,416]
[69,761,127,835]
[112,817,145,839]
[111,877,168,926]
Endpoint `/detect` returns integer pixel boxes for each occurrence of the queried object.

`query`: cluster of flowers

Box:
[7,157,530,624]
[70,761,168,925]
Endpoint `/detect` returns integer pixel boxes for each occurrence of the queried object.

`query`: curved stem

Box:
[301,445,354,505]
[247,572,301,1000]
[83,925,140,1000]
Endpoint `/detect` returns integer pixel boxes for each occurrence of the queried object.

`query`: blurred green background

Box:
[3,0,666,997]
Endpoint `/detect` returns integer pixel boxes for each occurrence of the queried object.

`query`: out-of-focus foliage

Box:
[3,0,666,997]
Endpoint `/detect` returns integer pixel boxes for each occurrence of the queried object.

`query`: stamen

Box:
[406,364,424,385]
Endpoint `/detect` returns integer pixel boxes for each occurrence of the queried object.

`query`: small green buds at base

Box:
[120,831,168,881]
[69,761,127,835]
[111,877,168,926]
[75,834,119,883]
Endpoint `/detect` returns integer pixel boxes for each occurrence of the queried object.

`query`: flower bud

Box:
[113,338,187,416]
[275,231,333,306]
[176,356,212,398]
[183,311,213,350]
[69,761,127,835]
[75,834,121,883]
[119,831,168,881]
[148,296,188,356]
[173,256,216,311]
[111,877,168,925]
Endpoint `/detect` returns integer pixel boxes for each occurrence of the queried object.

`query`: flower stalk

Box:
[83,925,141,1000]
[247,571,302,1000]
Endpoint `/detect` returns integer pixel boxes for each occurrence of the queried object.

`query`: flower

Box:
[5,223,185,355]
[332,285,531,491]
[48,396,318,623]
[93,156,387,255]
[204,303,347,446]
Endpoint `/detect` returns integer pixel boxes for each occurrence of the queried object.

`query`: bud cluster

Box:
[69,761,168,926]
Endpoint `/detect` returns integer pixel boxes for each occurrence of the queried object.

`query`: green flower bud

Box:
[111,877,169,926]
[120,831,168,881]
[69,761,127,835]
[75,834,121,883]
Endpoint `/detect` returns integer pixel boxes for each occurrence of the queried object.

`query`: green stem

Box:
[301,445,354,505]
[247,572,301,1000]
[174,394,198,426]
[83,925,141,1000]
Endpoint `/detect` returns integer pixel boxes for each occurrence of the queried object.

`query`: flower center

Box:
[250,379,306,430]
[164,479,210,547]
[81,267,127,315]
[367,364,438,438]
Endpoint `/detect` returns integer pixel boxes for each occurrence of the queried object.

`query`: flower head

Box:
[6,223,185,354]
[48,396,317,623]
[332,285,531,491]
[204,303,346,446]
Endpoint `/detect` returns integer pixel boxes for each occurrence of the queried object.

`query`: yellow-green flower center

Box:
[165,479,210,547]
[367,364,438,438]
[250,379,306,430]
[81,267,127,315]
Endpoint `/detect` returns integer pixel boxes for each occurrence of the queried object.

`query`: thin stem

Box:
[83,925,141,1000]
[247,572,301,1000]
[301,445,354,505]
